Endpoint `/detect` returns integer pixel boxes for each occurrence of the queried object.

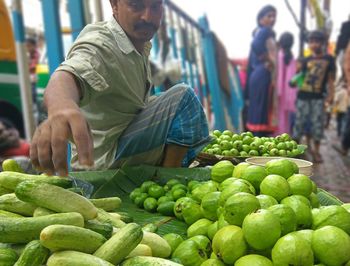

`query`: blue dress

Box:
[246,27,277,135]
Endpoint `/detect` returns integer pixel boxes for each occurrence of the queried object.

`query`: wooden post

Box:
[299,0,307,58]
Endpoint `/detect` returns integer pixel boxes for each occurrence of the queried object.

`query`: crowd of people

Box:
[242,5,350,164]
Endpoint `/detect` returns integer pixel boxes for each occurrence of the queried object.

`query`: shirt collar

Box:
[107,17,152,56]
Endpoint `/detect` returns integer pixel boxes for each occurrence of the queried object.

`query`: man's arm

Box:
[326,56,337,105]
[266,37,278,83]
[345,42,350,93]
[326,73,335,105]
[30,71,94,176]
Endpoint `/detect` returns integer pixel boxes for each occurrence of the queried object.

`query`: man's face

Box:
[308,39,323,55]
[26,42,36,53]
[259,11,277,28]
[112,0,163,44]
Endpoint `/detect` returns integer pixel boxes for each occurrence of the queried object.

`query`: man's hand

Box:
[325,96,333,106]
[30,103,94,176]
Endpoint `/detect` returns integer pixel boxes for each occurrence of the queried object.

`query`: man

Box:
[26,37,40,105]
[335,16,350,55]
[30,0,210,176]
[334,41,350,156]
[292,30,336,163]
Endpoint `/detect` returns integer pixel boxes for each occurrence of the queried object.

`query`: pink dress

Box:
[276,50,297,135]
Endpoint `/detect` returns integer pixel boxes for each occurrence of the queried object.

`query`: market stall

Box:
[0,156,349,265]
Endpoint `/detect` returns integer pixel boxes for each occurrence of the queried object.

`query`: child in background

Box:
[293,30,336,163]
[276,32,297,135]
[334,83,349,136]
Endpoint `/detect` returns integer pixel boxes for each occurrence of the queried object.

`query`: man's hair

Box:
[26,37,37,46]
[307,30,325,43]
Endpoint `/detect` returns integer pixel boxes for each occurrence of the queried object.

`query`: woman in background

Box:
[276,32,297,135]
[246,5,278,137]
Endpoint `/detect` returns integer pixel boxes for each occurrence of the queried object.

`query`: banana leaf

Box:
[70,165,211,237]
[316,188,343,206]
[70,165,342,237]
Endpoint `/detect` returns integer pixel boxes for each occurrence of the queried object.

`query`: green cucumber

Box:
[84,220,113,239]
[141,231,172,258]
[96,208,126,228]
[0,249,17,265]
[0,212,84,243]
[0,186,12,196]
[15,181,97,220]
[9,244,26,256]
[121,256,183,266]
[126,244,152,258]
[0,210,23,218]
[14,240,49,266]
[0,171,72,190]
[33,207,56,217]
[1,159,24,173]
[142,223,158,233]
[0,248,18,266]
[94,223,143,264]
[66,187,84,195]
[0,193,37,216]
[40,224,106,253]
[47,251,114,266]
[109,211,133,223]
[90,197,122,211]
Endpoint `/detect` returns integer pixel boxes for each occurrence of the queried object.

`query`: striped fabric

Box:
[113,84,211,167]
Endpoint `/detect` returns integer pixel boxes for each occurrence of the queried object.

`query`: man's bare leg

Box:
[162,144,188,167]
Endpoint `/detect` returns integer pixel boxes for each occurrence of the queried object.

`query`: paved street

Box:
[305,123,350,203]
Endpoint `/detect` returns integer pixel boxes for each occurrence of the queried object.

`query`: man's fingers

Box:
[30,126,42,171]
[36,123,55,175]
[51,121,69,176]
[69,115,94,167]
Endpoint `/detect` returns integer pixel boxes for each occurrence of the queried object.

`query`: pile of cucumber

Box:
[0,159,181,266]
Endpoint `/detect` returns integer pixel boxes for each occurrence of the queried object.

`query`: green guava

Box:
[281,195,312,229]
[268,204,297,236]
[232,162,250,178]
[242,209,281,250]
[312,226,350,266]
[189,235,212,257]
[200,258,225,266]
[182,201,204,225]
[172,239,207,266]
[218,177,239,191]
[308,192,320,208]
[287,174,313,197]
[265,158,298,179]
[312,205,350,234]
[211,160,235,183]
[191,181,218,203]
[163,233,184,254]
[235,254,273,266]
[207,221,218,240]
[256,194,278,209]
[241,165,267,192]
[224,192,260,226]
[271,233,314,266]
[219,180,256,206]
[260,174,290,202]
[212,225,247,264]
[289,229,313,245]
[187,218,213,238]
[200,191,221,221]
[342,203,350,212]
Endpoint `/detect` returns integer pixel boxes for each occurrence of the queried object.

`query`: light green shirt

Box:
[56,17,152,170]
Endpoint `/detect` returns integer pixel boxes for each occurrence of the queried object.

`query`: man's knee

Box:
[168,83,192,96]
